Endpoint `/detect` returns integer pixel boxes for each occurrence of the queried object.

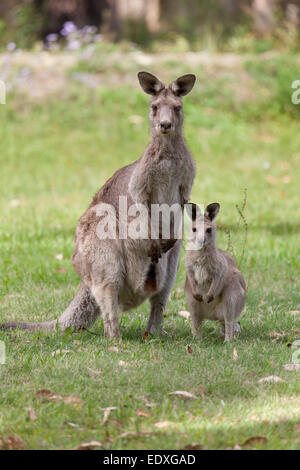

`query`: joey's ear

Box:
[137,71,164,95]
[186,203,202,221]
[205,203,220,221]
[170,74,196,97]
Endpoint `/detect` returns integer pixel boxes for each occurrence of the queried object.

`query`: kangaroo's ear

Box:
[170,74,196,97]
[205,203,220,221]
[186,203,202,221]
[138,71,165,95]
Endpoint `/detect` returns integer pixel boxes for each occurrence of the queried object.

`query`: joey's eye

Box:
[206,228,212,234]
[152,105,157,112]
[174,106,181,112]
[192,227,196,232]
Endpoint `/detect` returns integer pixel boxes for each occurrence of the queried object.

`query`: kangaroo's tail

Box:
[0,283,100,332]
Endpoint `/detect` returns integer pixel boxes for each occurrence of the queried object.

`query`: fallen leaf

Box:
[154,421,176,429]
[284,364,300,371]
[103,409,112,425]
[87,367,102,376]
[55,267,67,273]
[259,133,274,143]
[143,331,149,340]
[140,396,155,408]
[119,431,154,439]
[109,419,123,427]
[169,391,196,400]
[51,349,72,356]
[64,422,87,431]
[281,174,291,184]
[269,331,285,338]
[233,444,242,450]
[174,288,183,298]
[74,441,103,450]
[186,345,193,354]
[108,346,119,352]
[10,199,20,208]
[55,253,63,260]
[26,406,37,421]
[286,310,300,316]
[258,376,285,383]
[245,372,257,377]
[129,115,143,125]
[35,389,63,402]
[99,406,117,425]
[35,389,83,404]
[191,385,206,398]
[233,347,238,361]
[279,161,291,170]
[63,395,83,405]
[135,410,151,418]
[0,435,26,450]
[266,174,277,185]
[150,352,163,363]
[4,293,25,299]
[182,443,203,450]
[118,360,130,367]
[242,436,268,447]
[178,310,190,319]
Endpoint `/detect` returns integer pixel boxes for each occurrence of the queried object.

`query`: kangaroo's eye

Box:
[192,227,197,232]
[151,105,158,112]
[174,106,181,112]
[206,228,212,234]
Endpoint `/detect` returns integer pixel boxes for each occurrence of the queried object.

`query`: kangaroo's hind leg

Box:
[92,283,120,338]
[146,242,181,334]
[222,280,246,342]
[190,308,204,339]
[221,321,241,337]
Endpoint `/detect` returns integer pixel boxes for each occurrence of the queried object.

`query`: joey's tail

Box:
[0,283,100,332]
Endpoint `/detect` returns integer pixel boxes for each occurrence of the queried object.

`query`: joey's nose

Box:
[160,121,172,130]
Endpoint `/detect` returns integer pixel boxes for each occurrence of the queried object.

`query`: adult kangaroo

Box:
[1,72,196,338]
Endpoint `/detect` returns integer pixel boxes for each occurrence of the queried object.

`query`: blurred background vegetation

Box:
[1,0,300,52]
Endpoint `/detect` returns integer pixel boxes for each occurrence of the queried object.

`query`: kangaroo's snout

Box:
[160,120,172,132]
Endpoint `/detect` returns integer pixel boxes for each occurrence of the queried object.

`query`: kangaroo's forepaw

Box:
[160,238,177,254]
[206,294,214,303]
[192,293,203,302]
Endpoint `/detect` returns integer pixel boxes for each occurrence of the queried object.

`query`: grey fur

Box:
[184,203,246,341]
[1,72,196,338]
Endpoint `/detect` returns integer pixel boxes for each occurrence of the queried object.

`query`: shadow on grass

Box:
[221,222,300,236]
[111,418,300,450]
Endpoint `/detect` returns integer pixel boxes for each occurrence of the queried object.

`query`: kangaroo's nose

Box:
[160,121,172,130]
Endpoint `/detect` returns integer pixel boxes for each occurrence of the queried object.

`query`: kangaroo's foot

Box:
[221,321,241,338]
[191,315,203,339]
[0,283,100,332]
[223,321,236,342]
[92,284,120,338]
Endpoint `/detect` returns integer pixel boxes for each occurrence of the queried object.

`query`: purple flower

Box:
[81,25,97,34]
[6,42,16,52]
[61,21,77,36]
[67,39,81,50]
[46,33,59,42]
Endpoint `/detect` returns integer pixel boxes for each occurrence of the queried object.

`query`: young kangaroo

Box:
[184,203,246,341]
[1,72,196,338]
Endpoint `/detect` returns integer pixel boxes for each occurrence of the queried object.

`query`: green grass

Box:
[0,52,300,450]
